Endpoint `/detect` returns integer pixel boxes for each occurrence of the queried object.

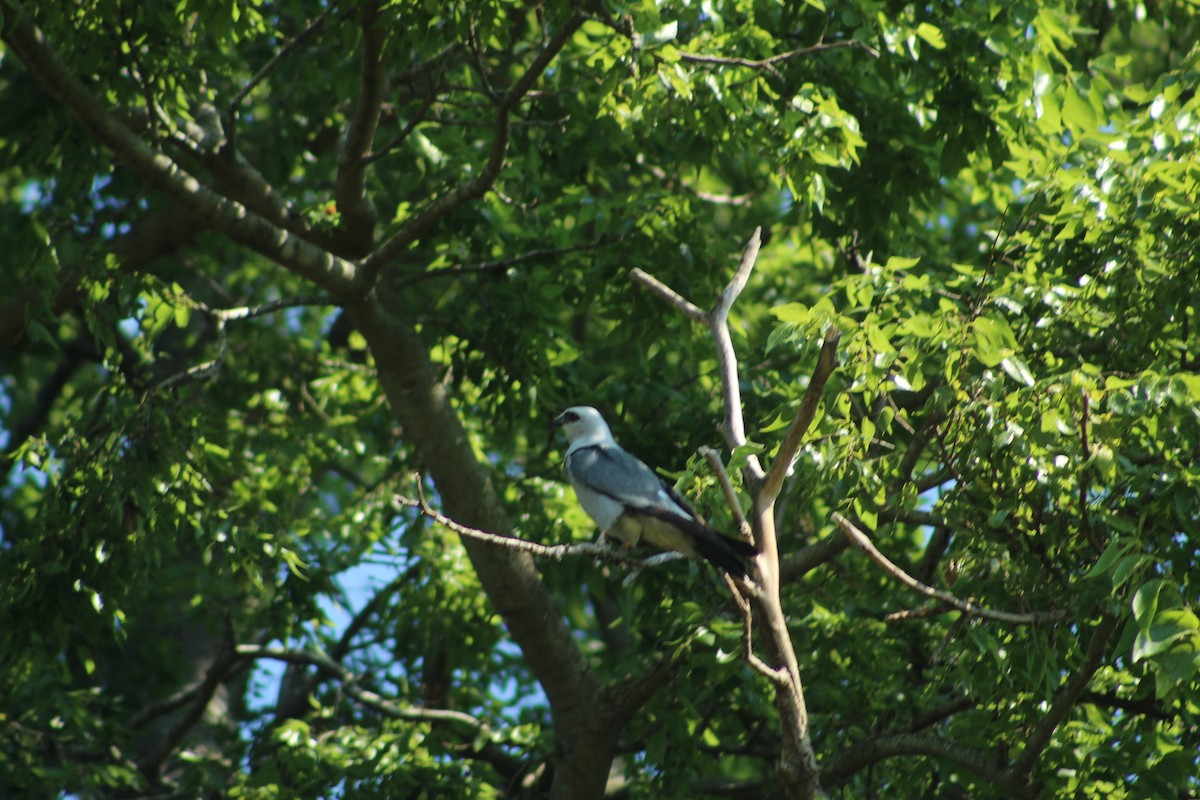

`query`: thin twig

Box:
[678,39,880,74]
[832,513,1064,625]
[700,446,751,541]
[205,294,336,321]
[235,644,492,731]
[226,5,337,140]
[363,12,586,278]
[394,237,613,288]
[728,573,789,686]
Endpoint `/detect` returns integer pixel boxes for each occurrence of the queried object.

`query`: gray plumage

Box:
[554,406,756,575]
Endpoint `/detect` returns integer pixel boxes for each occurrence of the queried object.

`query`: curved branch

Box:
[0,3,362,294]
[833,513,1065,625]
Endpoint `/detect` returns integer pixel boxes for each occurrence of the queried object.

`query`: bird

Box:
[554,406,757,575]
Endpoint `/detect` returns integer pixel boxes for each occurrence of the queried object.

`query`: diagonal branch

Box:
[1012,613,1118,778]
[833,513,1066,625]
[362,12,586,279]
[760,328,841,505]
[0,3,362,295]
[224,4,336,145]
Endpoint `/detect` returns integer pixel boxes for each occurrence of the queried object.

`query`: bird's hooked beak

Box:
[552,412,568,428]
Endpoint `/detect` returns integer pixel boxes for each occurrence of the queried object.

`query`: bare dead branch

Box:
[393,489,679,571]
[728,574,789,686]
[710,229,764,459]
[628,267,707,321]
[631,229,827,798]
[832,513,1065,625]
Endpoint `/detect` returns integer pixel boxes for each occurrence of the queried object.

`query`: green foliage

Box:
[2,0,1198,797]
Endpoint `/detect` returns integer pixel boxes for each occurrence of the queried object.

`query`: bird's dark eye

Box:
[564,411,579,422]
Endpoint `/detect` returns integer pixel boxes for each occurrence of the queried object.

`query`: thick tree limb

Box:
[345,291,614,799]
[0,3,363,294]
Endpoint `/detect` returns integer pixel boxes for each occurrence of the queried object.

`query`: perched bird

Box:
[554,406,757,575]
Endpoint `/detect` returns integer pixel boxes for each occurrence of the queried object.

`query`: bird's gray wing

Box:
[566,443,684,514]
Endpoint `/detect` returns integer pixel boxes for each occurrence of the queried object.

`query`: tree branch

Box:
[821,732,1034,797]
[627,267,706,321]
[393,236,614,289]
[677,39,880,77]
[392,489,681,571]
[760,327,841,505]
[0,3,362,294]
[832,513,1065,625]
[335,2,387,249]
[224,4,336,144]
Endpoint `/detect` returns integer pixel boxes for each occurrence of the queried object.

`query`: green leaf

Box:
[971,315,1018,367]
[1132,579,1164,631]
[1132,608,1200,662]
[915,23,946,50]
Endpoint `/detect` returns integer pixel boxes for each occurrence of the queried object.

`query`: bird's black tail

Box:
[691,527,758,576]
[640,507,758,575]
